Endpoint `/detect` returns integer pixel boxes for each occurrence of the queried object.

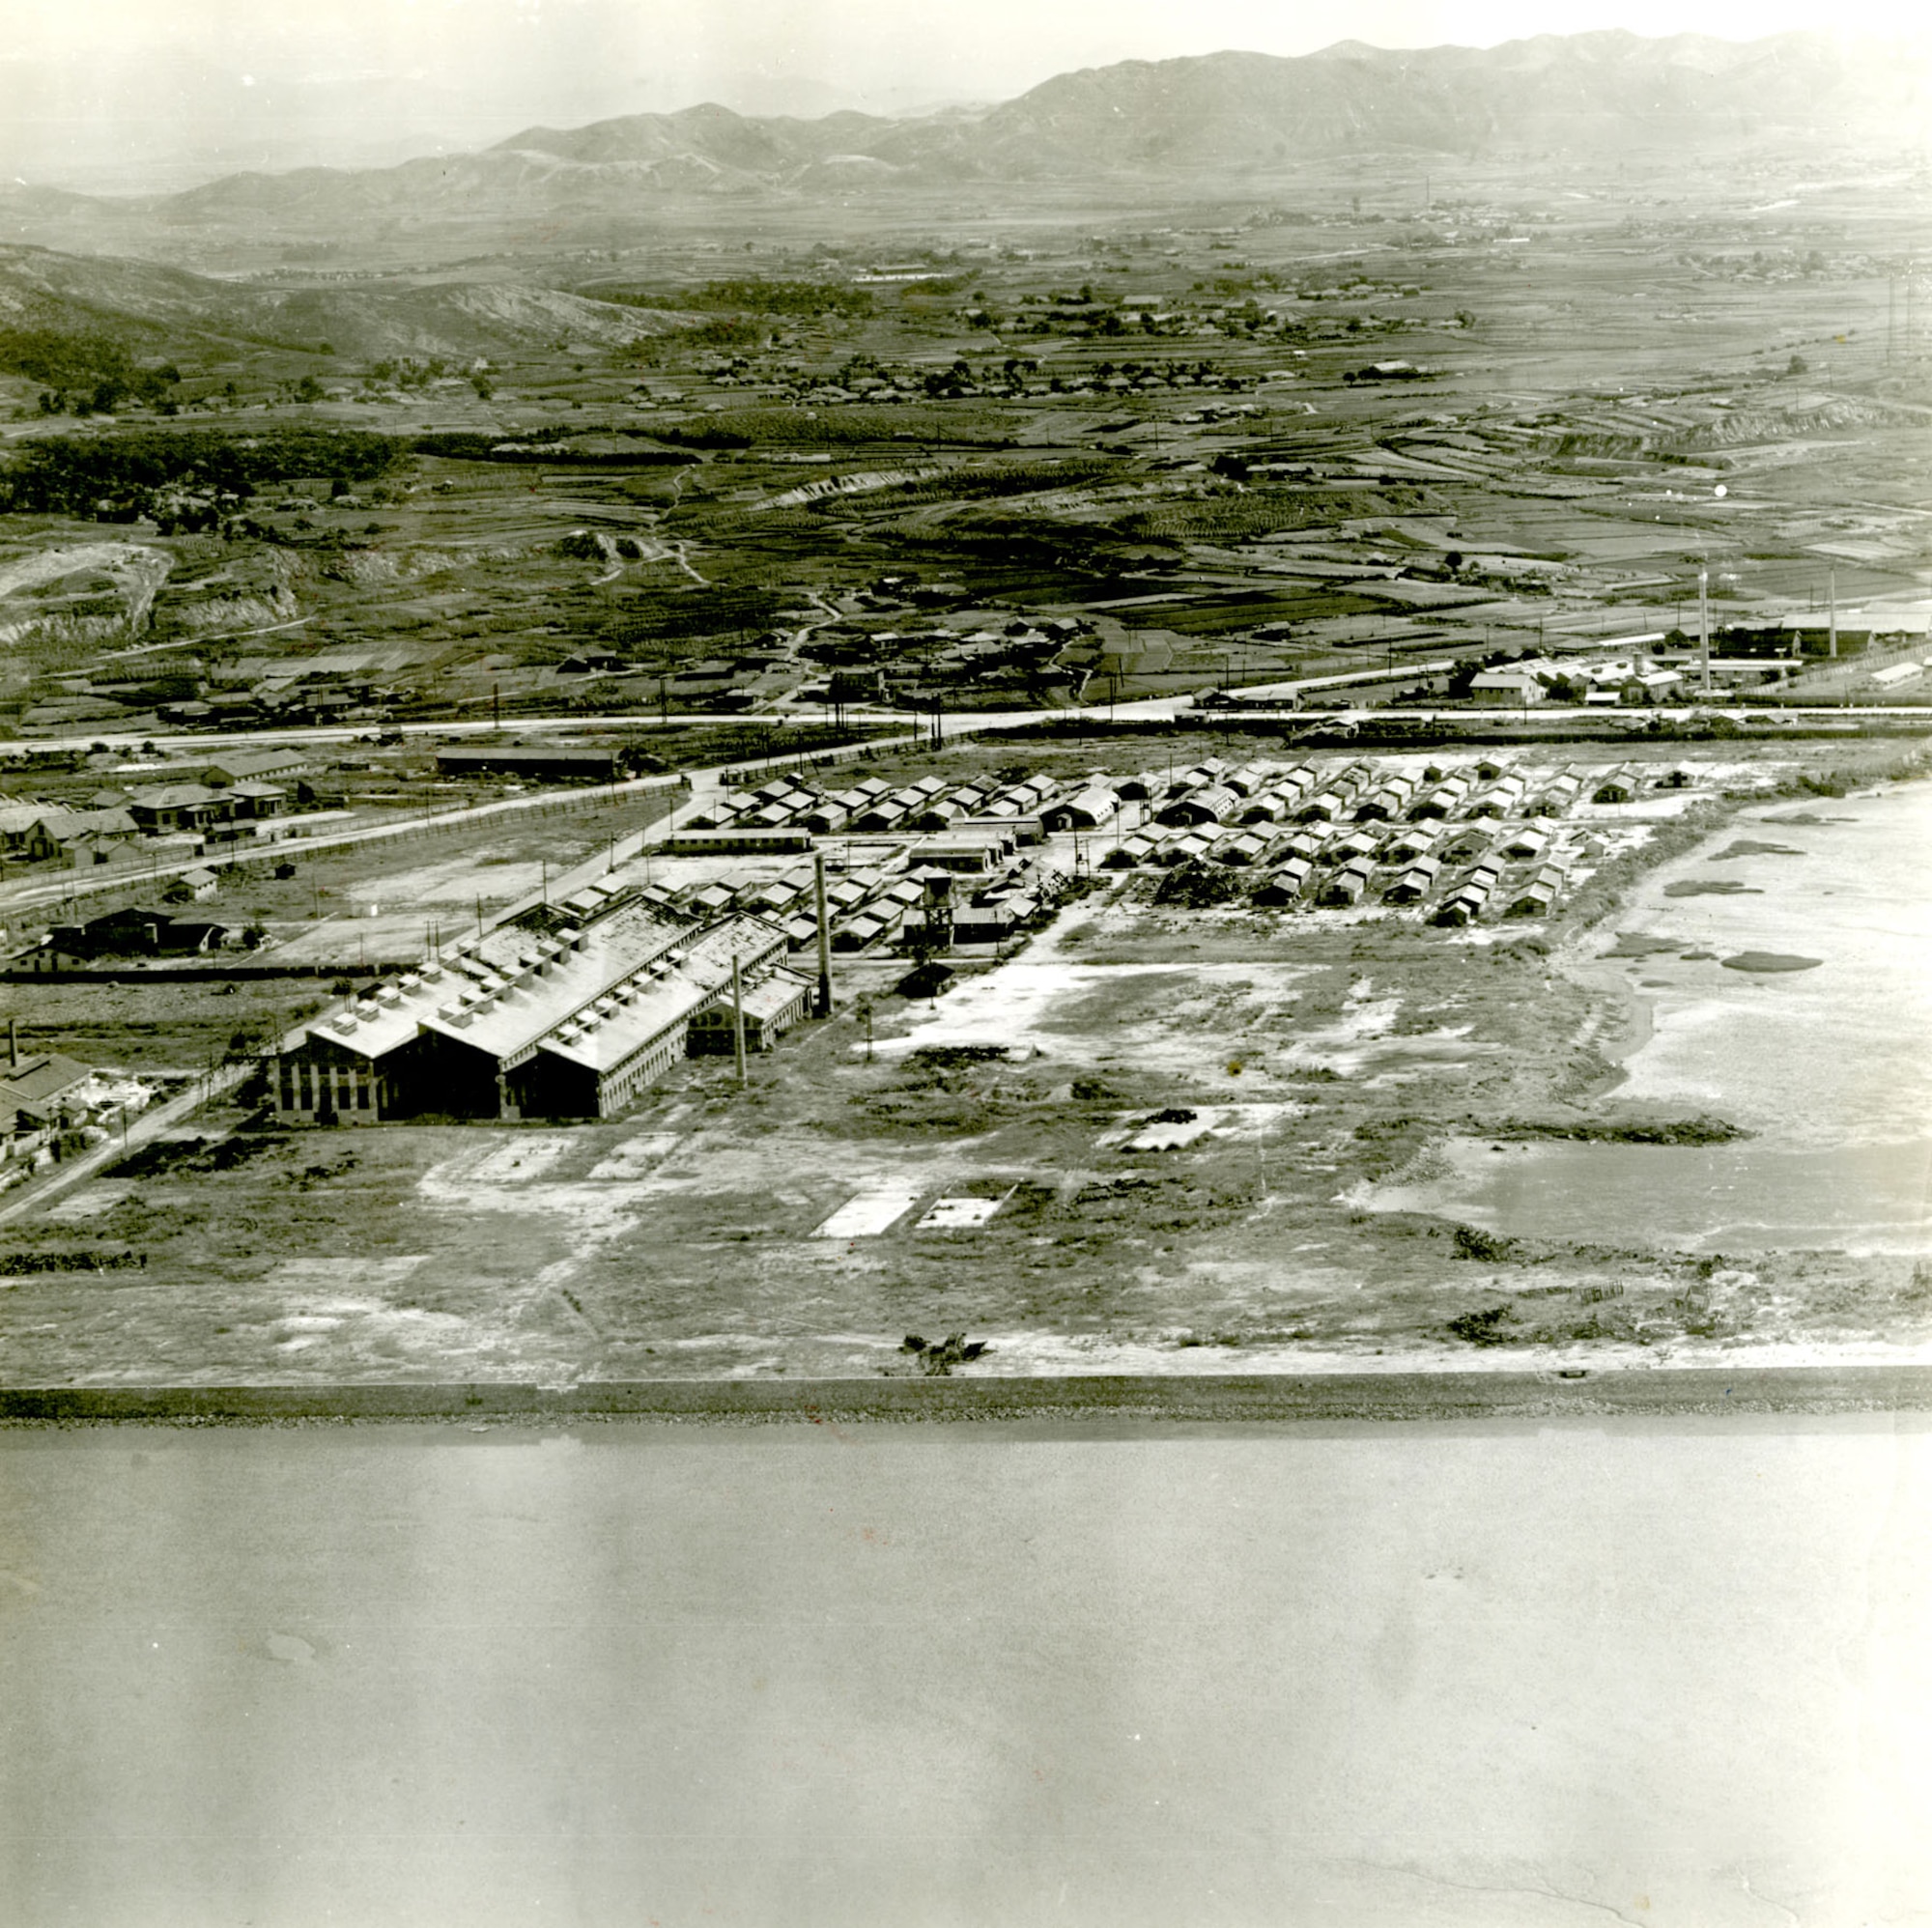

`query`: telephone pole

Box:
[1698,564,1711,696]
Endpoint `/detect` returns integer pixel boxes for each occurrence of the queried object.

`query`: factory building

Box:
[687,971,814,1055]
[273,900,798,1124]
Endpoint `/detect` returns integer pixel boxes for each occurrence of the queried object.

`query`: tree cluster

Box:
[0,326,180,416]
[0,427,402,518]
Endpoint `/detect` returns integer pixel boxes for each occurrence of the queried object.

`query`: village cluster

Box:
[0,745,315,877]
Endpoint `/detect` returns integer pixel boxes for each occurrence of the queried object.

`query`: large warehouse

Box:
[273,896,805,1123]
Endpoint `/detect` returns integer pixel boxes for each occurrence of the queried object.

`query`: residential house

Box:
[227,782,288,821]
[1620,667,1683,704]
[1,1049,96,1162]
[1469,669,1547,707]
[19,808,140,863]
[127,783,229,836]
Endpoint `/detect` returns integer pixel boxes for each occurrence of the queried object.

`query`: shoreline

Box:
[8,1363,1932,1426]
[1549,789,1763,1097]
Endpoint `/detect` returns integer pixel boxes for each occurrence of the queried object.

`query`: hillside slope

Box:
[0,244,700,367]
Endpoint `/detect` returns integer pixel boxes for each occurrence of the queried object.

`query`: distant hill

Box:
[0,244,701,368]
[489,102,897,172]
[919,33,1927,176]
[0,32,1925,245]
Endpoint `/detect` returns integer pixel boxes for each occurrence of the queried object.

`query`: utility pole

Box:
[730,952,747,1087]
[1698,564,1711,696]
[1829,566,1838,661]
[812,848,834,1017]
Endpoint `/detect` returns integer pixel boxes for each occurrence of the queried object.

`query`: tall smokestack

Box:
[812,849,834,1017]
[730,952,747,1087]
[8,1016,16,1069]
[1829,567,1838,661]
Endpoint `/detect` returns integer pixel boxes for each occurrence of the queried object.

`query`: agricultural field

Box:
[3,143,1929,749]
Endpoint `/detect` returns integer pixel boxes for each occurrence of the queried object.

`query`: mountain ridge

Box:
[1,32,1924,243]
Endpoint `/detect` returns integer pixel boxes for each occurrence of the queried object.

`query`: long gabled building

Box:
[273,897,803,1124]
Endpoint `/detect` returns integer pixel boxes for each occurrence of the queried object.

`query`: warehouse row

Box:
[640,841,1061,954]
[682,754,1670,848]
[273,884,817,1123]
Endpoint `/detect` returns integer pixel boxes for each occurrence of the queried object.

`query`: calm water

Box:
[1398,784,1932,1250]
[3,1419,1930,1928]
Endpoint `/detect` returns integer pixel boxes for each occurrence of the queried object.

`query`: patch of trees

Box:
[0,1248,146,1272]
[0,427,402,518]
[0,326,180,415]
[362,355,452,388]
[411,429,695,465]
[890,455,1113,504]
[1152,860,1249,909]
[688,278,875,319]
[615,317,767,363]
[591,278,872,319]
[655,424,753,451]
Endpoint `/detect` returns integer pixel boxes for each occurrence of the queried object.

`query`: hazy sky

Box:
[1,0,1915,188]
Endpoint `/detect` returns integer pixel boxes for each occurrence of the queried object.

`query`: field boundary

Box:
[5,1367,1931,1426]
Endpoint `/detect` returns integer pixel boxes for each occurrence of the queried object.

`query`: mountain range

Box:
[2,32,1924,251]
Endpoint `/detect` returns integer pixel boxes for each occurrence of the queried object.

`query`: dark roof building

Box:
[202,748,313,785]
[44,908,229,961]
[435,743,621,782]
